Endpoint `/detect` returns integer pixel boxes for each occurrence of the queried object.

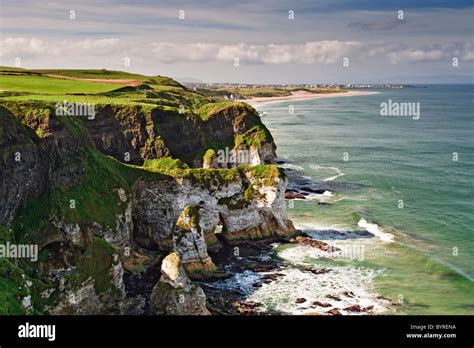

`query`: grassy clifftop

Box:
[0,68,287,314]
[0,68,274,167]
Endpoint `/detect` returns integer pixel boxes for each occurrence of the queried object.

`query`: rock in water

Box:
[289,236,340,252]
[173,205,217,276]
[150,252,210,315]
[284,191,307,200]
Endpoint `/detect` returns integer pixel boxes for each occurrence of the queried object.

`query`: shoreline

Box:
[242,90,378,105]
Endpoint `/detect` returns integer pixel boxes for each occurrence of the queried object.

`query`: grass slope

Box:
[0,75,123,94]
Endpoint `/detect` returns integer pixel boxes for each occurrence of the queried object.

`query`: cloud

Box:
[0,38,364,65]
[462,43,474,61]
[0,38,49,58]
[387,49,444,64]
[145,40,362,64]
[0,37,123,60]
[1,37,470,68]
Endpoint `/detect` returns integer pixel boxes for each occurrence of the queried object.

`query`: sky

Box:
[0,0,473,83]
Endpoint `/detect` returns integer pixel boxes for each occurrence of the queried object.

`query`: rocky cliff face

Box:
[84,102,276,167]
[173,205,217,275]
[50,239,126,315]
[0,94,295,315]
[0,107,45,225]
[131,166,296,252]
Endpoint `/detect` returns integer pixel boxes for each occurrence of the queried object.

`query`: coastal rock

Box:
[304,267,331,275]
[262,273,285,284]
[149,252,210,315]
[132,166,297,248]
[326,294,342,301]
[343,291,356,298]
[289,236,340,252]
[248,264,276,272]
[311,301,332,308]
[327,309,342,316]
[173,205,217,276]
[344,304,362,312]
[295,298,307,304]
[232,300,264,315]
[301,187,326,194]
[284,191,307,200]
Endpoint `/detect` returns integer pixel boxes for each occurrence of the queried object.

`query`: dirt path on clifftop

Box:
[45,74,142,86]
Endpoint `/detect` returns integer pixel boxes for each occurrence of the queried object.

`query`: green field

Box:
[0,74,123,94]
[0,68,203,112]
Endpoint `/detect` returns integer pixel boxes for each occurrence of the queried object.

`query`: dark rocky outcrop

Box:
[84,103,276,167]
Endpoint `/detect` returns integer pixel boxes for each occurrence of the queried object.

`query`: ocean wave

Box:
[281,163,305,171]
[298,191,334,201]
[357,218,394,242]
[309,165,346,182]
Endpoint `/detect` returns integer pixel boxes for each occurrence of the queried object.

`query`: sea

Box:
[208,85,474,315]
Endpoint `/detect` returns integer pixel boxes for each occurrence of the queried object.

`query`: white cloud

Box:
[1,38,364,65]
[149,40,362,64]
[0,37,123,60]
[387,49,444,64]
[0,38,48,58]
[1,37,470,68]
[462,43,474,61]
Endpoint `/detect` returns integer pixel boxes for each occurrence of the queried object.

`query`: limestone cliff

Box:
[132,165,296,252]
[173,205,217,275]
[0,84,295,315]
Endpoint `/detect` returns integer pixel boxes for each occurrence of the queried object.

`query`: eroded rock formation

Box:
[149,252,210,315]
[0,93,295,315]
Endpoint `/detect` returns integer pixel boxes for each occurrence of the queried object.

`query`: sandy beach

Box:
[242,90,378,105]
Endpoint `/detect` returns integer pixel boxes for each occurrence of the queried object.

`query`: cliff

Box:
[0,70,295,315]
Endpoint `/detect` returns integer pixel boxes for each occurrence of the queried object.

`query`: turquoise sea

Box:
[246,85,474,314]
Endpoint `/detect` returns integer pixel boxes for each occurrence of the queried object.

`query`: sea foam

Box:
[246,266,391,315]
[357,218,394,242]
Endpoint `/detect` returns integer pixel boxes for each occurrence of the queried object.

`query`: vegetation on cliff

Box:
[68,238,121,295]
[1,68,274,167]
[0,68,287,314]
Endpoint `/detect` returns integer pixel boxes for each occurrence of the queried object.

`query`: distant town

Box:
[184,83,412,90]
[184,83,413,101]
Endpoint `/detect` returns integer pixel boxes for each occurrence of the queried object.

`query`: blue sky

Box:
[1,0,473,83]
